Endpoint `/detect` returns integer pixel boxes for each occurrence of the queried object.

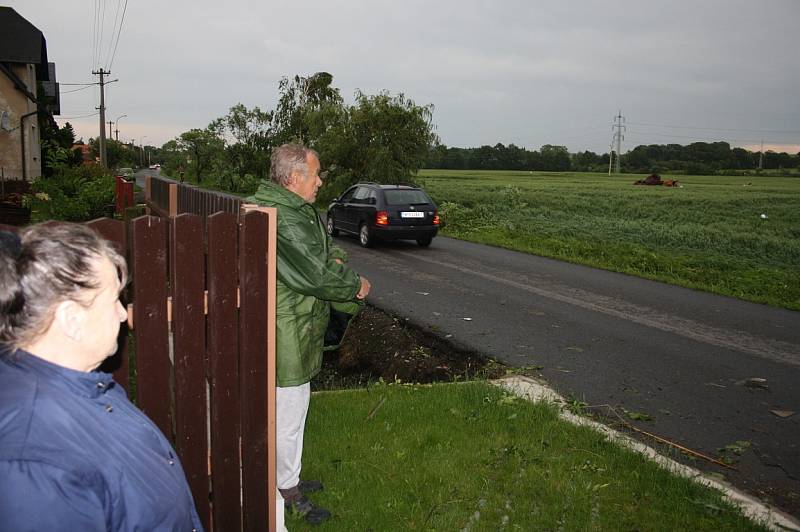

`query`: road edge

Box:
[493,375,800,532]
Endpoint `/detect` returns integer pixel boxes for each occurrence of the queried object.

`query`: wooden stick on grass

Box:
[589,404,737,471]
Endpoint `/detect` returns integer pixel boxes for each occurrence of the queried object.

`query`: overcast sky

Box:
[7,0,800,154]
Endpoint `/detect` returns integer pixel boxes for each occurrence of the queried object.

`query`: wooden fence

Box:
[114,176,135,215]
[145,175,244,221]
[2,211,278,532]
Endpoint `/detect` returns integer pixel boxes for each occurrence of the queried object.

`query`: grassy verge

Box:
[289,381,767,530]
[417,170,800,310]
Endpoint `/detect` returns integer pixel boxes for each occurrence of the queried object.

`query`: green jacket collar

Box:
[250,181,309,210]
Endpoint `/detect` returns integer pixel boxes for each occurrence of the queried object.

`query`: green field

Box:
[416,170,800,310]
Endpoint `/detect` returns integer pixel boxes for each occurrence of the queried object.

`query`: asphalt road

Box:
[334,233,800,516]
[134,167,159,189]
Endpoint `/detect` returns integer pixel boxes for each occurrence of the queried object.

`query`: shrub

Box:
[27,165,115,222]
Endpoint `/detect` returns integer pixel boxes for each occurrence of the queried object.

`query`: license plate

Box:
[401,211,424,218]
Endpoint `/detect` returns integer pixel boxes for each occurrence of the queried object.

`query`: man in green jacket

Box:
[248,144,370,524]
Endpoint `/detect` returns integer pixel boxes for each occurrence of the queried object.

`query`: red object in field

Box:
[115,175,135,215]
[376,210,389,225]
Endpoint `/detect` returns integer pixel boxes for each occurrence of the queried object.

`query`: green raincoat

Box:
[248,181,362,387]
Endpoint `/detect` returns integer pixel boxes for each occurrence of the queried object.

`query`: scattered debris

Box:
[416,292,430,296]
[760,213,768,220]
[705,382,727,388]
[770,410,795,418]
[632,174,681,187]
[718,440,751,458]
[736,377,769,390]
[625,410,653,422]
[365,396,387,420]
[634,174,663,186]
[462,317,473,321]
[595,404,737,470]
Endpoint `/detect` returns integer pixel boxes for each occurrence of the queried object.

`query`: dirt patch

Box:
[313,305,506,390]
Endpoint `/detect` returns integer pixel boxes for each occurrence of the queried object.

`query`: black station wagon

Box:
[326,183,440,247]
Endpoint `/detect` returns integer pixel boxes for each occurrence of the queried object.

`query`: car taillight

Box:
[376,211,389,225]
[433,210,440,225]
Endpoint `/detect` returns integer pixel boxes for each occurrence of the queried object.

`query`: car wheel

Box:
[359,224,373,248]
[326,216,339,237]
[416,237,433,247]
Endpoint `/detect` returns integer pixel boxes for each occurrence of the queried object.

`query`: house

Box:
[71,141,95,165]
[0,6,60,181]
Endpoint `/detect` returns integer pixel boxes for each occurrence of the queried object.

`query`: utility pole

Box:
[107,121,114,141]
[758,139,764,170]
[610,110,626,174]
[92,69,118,168]
[93,69,110,168]
[114,114,127,142]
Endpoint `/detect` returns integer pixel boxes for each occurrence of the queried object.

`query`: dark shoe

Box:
[298,479,323,494]
[285,495,331,525]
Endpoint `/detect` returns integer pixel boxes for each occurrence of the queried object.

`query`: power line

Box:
[99,0,107,68]
[104,0,122,67]
[92,0,100,68]
[59,111,100,119]
[60,82,96,86]
[60,85,96,94]
[107,0,129,69]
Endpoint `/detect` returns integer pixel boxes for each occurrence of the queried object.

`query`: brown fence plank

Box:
[207,212,242,532]
[239,210,270,532]
[264,208,277,532]
[170,214,210,529]
[131,215,173,438]
[86,218,130,390]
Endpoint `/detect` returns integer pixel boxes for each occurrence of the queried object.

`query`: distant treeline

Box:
[425,142,800,174]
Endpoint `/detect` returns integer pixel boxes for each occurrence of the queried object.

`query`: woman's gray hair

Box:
[270,144,318,187]
[0,222,128,351]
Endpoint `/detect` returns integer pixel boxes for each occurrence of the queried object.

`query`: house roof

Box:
[0,7,49,79]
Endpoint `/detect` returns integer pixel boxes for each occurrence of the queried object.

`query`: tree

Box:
[313,90,437,203]
[539,145,571,171]
[89,138,136,169]
[273,72,343,145]
[177,128,223,184]
[210,103,273,180]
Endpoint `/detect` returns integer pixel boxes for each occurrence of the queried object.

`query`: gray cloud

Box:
[8,0,799,153]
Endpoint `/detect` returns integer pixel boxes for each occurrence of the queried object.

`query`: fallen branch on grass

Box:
[588,404,737,471]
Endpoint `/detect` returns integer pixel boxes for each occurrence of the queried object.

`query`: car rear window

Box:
[384,189,430,205]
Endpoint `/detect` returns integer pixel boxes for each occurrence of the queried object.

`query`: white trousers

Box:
[276,383,311,490]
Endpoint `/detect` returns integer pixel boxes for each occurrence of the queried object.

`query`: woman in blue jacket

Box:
[0,223,203,532]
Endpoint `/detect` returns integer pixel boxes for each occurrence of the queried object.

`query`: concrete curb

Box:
[493,375,800,532]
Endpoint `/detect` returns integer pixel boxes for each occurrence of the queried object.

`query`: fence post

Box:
[207,212,242,531]
[170,214,210,529]
[144,175,151,215]
[130,215,173,438]
[169,183,178,217]
[238,207,277,532]
[85,217,130,389]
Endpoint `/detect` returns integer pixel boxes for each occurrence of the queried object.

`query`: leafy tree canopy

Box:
[162,73,438,200]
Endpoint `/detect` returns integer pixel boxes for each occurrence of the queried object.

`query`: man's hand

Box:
[356,276,371,299]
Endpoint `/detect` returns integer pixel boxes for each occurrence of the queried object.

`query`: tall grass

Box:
[418,170,800,310]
